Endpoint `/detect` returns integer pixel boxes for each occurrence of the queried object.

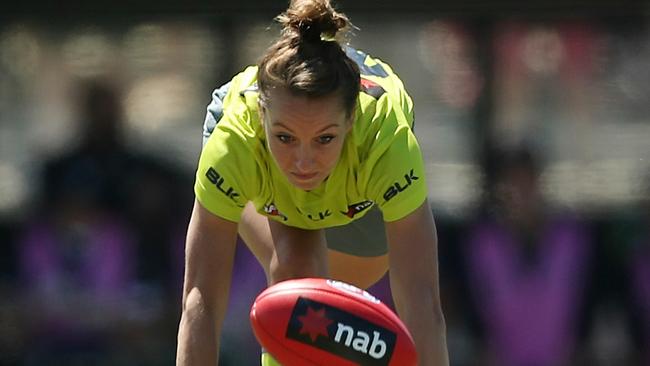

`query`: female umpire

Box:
[176,1,449,364]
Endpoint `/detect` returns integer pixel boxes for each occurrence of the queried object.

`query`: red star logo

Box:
[297,306,333,342]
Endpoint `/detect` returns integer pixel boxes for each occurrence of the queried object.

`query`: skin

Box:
[176,87,449,366]
[260,88,352,191]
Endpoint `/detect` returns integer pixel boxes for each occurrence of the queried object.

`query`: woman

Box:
[176,1,449,365]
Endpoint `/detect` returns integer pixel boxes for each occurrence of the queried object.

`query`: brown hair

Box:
[257,0,360,118]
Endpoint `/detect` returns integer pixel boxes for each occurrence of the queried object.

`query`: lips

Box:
[292,172,318,181]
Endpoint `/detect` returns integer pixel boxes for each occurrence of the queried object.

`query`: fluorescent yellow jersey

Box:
[195,47,427,229]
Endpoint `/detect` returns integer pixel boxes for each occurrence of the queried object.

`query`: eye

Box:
[276,134,294,144]
[317,135,336,144]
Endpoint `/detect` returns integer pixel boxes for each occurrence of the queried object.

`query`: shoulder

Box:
[346,47,412,111]
[204,65,264,141]
[345,47,402,86]
[212,66,260,113]
[196,114,263,219]
[346,47,414,144]
[201,66,266,183]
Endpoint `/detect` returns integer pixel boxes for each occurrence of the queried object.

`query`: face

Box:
[260,88,352,191]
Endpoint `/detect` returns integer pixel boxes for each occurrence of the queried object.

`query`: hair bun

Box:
[277,0,350,42]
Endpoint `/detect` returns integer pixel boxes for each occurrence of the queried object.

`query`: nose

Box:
[294,143,315,173]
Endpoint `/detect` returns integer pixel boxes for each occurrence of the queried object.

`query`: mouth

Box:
[291,172,319,181]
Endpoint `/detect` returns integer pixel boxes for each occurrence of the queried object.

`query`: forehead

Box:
[264,88,347,127]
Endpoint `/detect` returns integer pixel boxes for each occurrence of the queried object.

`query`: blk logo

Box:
[206,167,241,203]
[297,208,332,222]
[286,297,396,365]
[383,169,419,202]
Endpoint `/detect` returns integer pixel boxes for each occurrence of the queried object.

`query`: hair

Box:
[257,0,360,118]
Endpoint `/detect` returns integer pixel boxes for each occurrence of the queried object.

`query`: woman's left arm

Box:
[385,199,450,366]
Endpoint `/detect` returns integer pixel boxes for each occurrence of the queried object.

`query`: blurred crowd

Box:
[0,79,193,365]
[2,83,648,365]
[439,147,650,366]
[0,15,649,366]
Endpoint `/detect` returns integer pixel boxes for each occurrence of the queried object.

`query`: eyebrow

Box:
[273,122,341,134]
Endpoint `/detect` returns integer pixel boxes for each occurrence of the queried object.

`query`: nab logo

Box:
[286,297,396,365]
[206,167,241,203]
[334,323,388,360]
[341,200,374,218]
[383,169,419,202]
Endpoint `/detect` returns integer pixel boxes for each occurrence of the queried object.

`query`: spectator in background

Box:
[39,79,191,292]
[627,173,650,364]
[0,221,24,366]
[18,187,136,364]
[463,146,592,366]
[17,79,189,364]
[579,190,639,366]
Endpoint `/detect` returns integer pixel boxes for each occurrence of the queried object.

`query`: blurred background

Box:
[1,0,649,365]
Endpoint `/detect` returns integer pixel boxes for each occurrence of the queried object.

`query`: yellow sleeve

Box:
[194,118,258,222]
[366,124,428,222]
[356,68,426,222]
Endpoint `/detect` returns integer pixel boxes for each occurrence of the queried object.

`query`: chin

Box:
[291,181,319,191]
[288,177,323,191]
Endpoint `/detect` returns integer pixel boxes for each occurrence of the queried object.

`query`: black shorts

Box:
[325,207,388,257]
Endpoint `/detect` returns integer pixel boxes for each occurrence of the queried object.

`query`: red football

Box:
[250,278,417,366]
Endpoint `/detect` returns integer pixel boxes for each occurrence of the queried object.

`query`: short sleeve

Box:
[194,120,257,222]
[202,82,232,147]
[365,125,428,222]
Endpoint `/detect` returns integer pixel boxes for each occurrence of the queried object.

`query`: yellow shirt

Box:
[195,47,427,229]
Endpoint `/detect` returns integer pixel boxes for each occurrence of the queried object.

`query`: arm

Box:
[176,199,239,366]
[385,199,449,366]
[267,218,329,284]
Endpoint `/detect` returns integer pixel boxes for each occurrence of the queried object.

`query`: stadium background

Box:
[1,0,649,364]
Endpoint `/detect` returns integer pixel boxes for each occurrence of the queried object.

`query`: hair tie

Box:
[320,32,337,42]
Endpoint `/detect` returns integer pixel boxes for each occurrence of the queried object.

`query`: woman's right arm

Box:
[176,198,240,366]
